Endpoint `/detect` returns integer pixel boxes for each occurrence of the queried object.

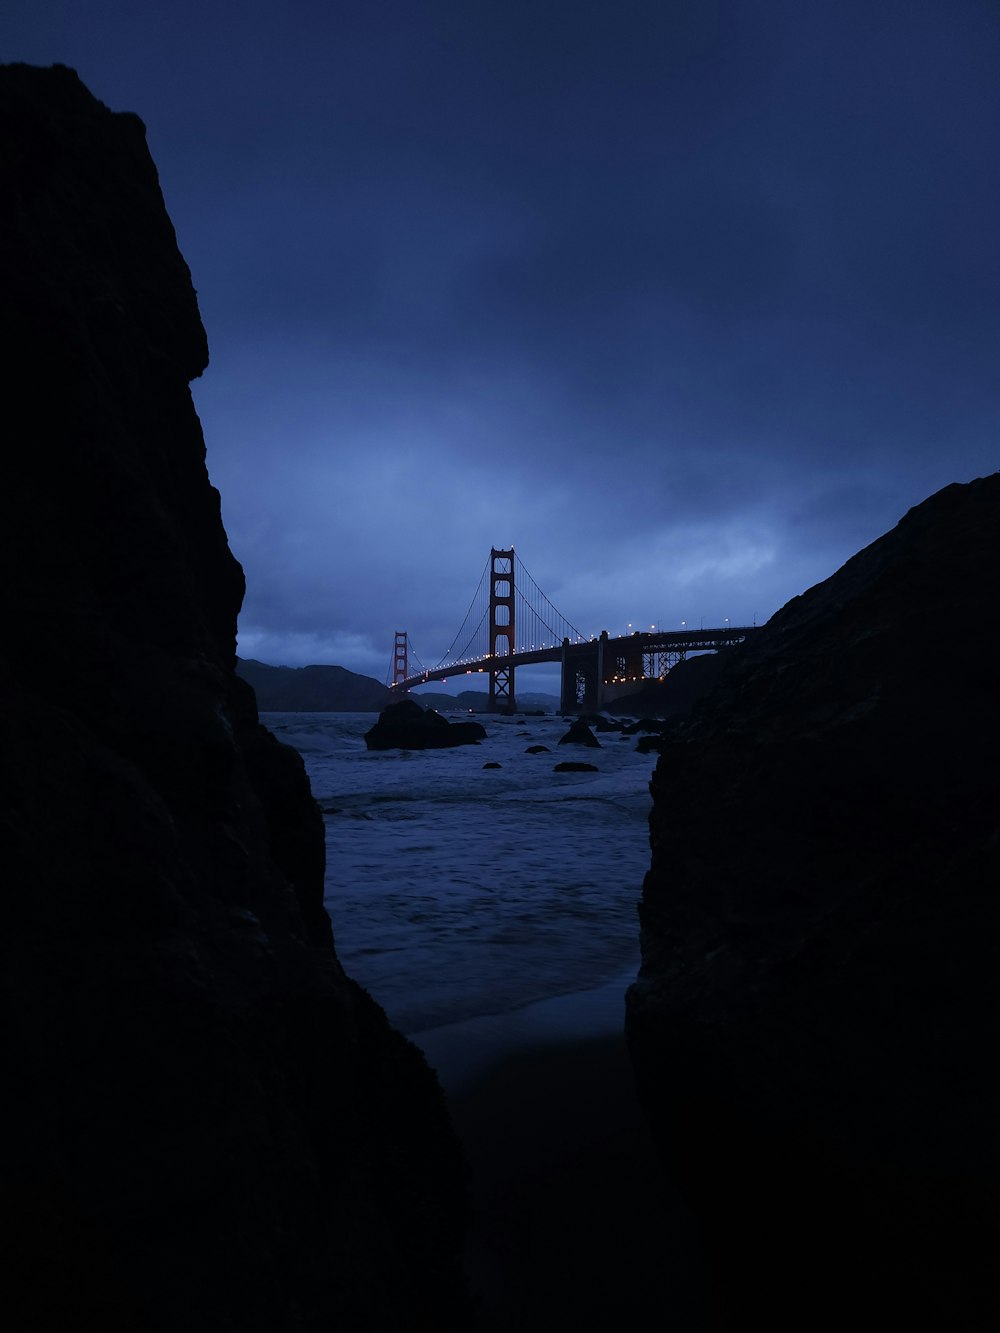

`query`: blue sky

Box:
[5,1,999,693]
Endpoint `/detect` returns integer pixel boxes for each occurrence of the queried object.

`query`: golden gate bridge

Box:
[387,547,756,713]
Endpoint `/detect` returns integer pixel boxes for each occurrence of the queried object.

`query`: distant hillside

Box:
[237,658,391,712]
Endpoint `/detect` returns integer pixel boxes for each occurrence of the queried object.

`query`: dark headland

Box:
[629,473,1000,1329]
[1,65,466,1331]
[3,60,998,1333]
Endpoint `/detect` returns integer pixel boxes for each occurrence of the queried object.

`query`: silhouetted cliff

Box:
[1,64,466,1332]
[604,650,727,718]
[627,475,1000,1329]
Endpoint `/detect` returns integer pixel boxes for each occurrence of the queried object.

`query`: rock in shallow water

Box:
[626,475,1000,1332]
[365,698,486,750]
[0,64,467,1332]
[557,719,601,748]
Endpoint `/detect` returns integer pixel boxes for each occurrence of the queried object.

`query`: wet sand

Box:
[414,990,715,1330]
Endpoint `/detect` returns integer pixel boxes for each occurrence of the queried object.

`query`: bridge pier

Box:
[560,632,609,713]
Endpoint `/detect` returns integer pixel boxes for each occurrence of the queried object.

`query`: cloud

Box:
[8,0,998,680]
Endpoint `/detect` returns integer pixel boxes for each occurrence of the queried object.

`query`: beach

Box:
[287,712,714,1325]
[416,984,714,1331]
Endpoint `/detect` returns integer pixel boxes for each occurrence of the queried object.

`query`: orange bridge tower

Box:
[392,630,409,688]
[488,547,516,712]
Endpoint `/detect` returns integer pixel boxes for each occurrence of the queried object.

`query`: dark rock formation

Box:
[553,761,599,773]
[578,712,623,732]
[365,698,486,750]
[620,717,667,735]
[557,719,601,747]
[482,761,501,769]
[625,715,679,753]
[236,657,391,712]
[606,650,728,718]
[1,64,466,1332]
[626,476,1000,1331]
[525,745,551,754]
[633,733,663,755]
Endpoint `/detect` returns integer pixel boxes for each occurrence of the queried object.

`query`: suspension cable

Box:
[408,640,428,673]
[515,553,587,642]
[433,555,490,668]
[404,549,587,676]
[446,606,490,666]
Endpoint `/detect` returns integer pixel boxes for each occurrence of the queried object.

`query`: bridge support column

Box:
[392,631,408,689]
[594,630,607,712]
[560,637,606,712]
[488,547,516,713]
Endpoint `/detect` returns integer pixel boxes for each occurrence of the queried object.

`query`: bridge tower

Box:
[488,547,516,712]
[392,631,408,688]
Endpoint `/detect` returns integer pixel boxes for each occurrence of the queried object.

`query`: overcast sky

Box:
[6,1,999,693]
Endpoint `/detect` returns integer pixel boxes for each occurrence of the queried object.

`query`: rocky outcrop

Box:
[236,658,392,712]
[626,476,1000,1330]
[557,718,601,747]
[365,698,486,750]
[606,650,728,718]
[1,64,466,1331]
[579,713,624,732]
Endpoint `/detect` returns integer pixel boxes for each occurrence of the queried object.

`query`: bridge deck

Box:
[395,626,756,692]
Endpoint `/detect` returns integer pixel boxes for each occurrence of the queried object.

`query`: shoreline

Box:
[409,969,636,1093]
[412,979,714,1331]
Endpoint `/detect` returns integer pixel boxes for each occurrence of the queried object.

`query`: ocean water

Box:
[264,710,657,1044]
